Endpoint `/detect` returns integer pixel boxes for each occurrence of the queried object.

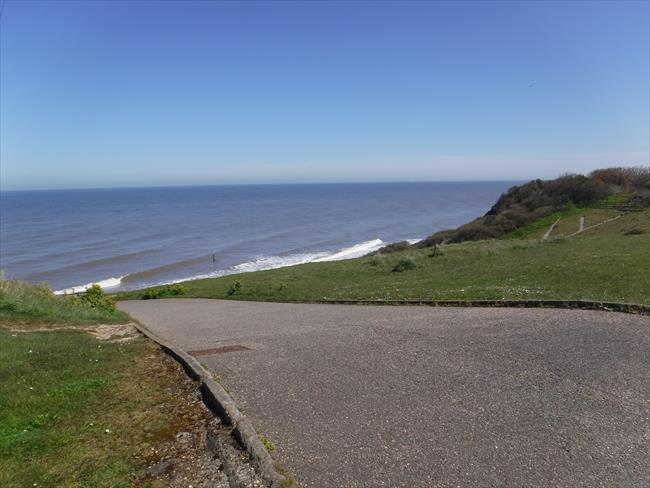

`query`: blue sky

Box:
[1,0,648,190]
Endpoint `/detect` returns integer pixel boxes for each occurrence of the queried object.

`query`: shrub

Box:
[629,194,650,208]
[487,174,609,216]
[590,166,650,190]
[140,289,161,300]
[546,174,609,206]
[391,257,416,272]
[140,284,188,300]
[623,228,644,235]
[227,280,243,296]
[448,224,498,243]
[79,284,116,312]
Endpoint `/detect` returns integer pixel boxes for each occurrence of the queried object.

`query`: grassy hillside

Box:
[117,209,650,305]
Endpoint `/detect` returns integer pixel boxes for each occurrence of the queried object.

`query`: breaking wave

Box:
[161,238,387,286]
[57,237,420,292]
[54,276,124,295]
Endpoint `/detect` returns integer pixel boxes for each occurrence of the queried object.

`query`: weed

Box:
[260,434,276,452]
[547,235,568,244]
[392,257,416,272]
[227,280,243,296]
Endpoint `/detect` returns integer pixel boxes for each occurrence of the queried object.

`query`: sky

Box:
[0,0,648,190]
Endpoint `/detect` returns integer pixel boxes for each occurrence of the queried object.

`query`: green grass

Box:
[600,193,631,204]
[1,280,129,326]
[117,210,650,305]
[504,210,567,240]
[550,208,619,237]
[505,204,584,240]
[0,282,210,487]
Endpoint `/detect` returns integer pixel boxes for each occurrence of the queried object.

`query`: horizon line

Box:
[0,178,529,193]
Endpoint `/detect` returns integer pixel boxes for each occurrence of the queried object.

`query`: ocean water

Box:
[0,182,514,293]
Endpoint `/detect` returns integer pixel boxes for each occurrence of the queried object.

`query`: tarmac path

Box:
[120,299,650,488]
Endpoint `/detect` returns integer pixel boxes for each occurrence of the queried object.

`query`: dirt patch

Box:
[3,322,140,342]
[89,323,140,342]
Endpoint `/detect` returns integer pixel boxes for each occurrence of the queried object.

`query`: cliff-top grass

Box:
[118,208,650,306]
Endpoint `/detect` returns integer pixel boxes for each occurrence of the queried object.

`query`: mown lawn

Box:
[117,210,650,305]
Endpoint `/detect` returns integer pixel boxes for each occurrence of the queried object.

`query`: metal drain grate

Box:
[188,345,251,357]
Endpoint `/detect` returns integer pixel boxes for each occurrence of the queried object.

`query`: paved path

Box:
[120,299,650,488]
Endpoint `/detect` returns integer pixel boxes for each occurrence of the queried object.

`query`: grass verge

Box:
[0,282,217,487]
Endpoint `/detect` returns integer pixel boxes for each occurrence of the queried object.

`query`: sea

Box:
[0,182,514,294]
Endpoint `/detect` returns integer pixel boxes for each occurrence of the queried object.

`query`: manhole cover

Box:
[188,345,251,357]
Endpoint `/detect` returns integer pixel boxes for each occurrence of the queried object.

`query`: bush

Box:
[590,166,650,190]
[392,257,416,272]
[227,280,243,296]
[79,284,116,312]
[448,224,498,243]
[140,284,188,300]
[487,174,609,216]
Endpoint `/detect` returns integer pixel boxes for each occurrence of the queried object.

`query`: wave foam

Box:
[313,238,385,262]
[54,276,123,295]
[62,237,409,292]
[157,239,386,287]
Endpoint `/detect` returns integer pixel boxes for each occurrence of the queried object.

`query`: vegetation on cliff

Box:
[411,166,649,249]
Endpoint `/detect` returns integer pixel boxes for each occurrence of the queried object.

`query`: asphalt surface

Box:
[120,299,650,488]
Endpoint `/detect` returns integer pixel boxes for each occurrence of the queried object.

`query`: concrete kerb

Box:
[130,319,286,488]
[232,298,650,315]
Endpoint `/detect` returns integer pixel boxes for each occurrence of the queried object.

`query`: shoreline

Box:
[54,237,425,295]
